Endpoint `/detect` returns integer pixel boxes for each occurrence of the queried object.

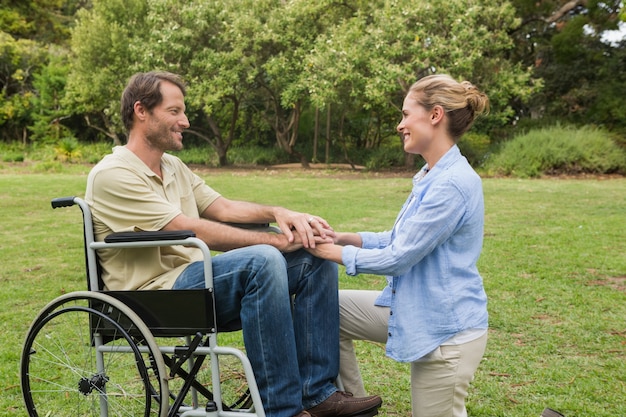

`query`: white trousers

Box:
[338,290,487,417]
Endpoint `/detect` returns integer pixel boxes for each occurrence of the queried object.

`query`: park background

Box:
[1,0,625,174]
[1,1,625,416]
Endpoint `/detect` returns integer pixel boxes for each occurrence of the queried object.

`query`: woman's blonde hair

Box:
[408,74,489,141]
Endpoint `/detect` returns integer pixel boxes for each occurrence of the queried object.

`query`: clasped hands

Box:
[273,208,336,252]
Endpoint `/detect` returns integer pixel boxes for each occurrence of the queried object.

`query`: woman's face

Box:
[396,94,434,155]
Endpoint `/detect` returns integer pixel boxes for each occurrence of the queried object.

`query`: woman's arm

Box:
[334,232,362,247]
[305,232,363,264]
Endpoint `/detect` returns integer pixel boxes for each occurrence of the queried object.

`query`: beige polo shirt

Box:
[85,146,221,290]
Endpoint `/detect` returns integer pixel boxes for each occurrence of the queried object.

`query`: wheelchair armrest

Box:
[224,222,281,233]
[103,224,279,244]
[224,222,269,229]
[104,230,196,243]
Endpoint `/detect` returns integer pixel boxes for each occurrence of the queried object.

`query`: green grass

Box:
[0,166,624,416]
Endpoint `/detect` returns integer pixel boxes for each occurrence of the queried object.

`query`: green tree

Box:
[29,52,73,143]
[0,0,81,143]
[67,0,537,167]
[302,0,537,165]
[64,0,150,145]
[140,0,269,166]
[0,31,47,142]
[0,0,85,44]
[509,0,625,133]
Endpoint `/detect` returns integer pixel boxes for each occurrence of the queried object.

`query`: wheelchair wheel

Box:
[21,291,169,417]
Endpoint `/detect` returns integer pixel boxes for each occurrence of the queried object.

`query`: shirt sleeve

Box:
[342,180,468,277]
[359,231,392,249]
[176,159,221,215]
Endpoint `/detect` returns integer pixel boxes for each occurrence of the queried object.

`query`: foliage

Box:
[364,144,408,171]
[228,146,289,166]
[64,0,534,167]
[0,32,47,141]
[64,0,151,146]
[0,0,83,44]
[458,131,492,167]
[53,137,82,162]
[483,124,626,177]
[171,145,287,167]
[28,54,74,143]
[509,0,626,132]
[1,0,625,173]
[0,0,78,142]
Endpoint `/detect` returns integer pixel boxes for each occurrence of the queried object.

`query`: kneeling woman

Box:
[307,74,490,417]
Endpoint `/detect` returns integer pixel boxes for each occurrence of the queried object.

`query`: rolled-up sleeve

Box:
[342,231,392,275]
[359,231,391,249]
[342,245,360,275]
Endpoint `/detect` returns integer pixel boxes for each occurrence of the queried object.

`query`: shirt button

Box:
[389,311,393,315]
[388,332,392,337]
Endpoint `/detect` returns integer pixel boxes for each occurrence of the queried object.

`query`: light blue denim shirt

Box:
[342,145,488,362]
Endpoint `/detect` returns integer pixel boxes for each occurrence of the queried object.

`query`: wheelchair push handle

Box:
[51,196,77,209]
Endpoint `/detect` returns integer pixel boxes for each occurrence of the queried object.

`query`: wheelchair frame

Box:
[20,196,265,417]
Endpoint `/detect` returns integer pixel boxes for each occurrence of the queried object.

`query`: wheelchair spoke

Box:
[21,295,166,417]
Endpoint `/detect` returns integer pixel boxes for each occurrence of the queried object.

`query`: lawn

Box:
[0,165,624,416]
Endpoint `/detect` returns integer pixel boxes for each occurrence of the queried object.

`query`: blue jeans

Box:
[173,244,339,417]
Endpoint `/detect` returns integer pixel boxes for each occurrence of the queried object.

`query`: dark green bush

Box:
[364,145,406,170]
[173,145,290,167]
[483,125,626,177]
[172,146,216,165]
[229,146,289,166]
[458,132,491,167]
[1,151,25,162]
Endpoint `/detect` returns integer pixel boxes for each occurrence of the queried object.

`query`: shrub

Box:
[483,125,626,177]
[228,146,289,166]
[1,151,25,162]
[83,143,115,164]
[54,137,82,162]
[458,132,491,167]
[172,146,217,166]
[364,145,406,170]
[0,142,28,162]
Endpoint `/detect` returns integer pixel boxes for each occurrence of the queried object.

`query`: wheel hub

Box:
[78,373,108,395]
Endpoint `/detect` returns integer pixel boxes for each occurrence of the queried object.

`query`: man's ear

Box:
[133,101,147,122]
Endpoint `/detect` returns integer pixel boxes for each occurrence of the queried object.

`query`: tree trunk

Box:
[187,109,238,167]
[338,112,356,170]
[313,107,319,162]
[404,152,415,169]
[325,104,331,164]
[85,115,121,145]
[271,101,310,168]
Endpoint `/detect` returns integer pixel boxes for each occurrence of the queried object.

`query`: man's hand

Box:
[273,207,335,249]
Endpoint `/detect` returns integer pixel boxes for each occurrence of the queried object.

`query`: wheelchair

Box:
[20,196,266,417]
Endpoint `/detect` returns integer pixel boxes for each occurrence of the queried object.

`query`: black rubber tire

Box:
[20,291,169,417]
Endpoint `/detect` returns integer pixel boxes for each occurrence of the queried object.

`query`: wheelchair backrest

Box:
[52,196,219,336]
[51,196,103,291]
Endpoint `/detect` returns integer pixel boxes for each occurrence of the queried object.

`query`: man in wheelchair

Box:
[84,71,382,417]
